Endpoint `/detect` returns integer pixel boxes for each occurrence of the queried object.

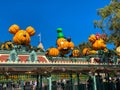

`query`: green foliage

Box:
[78,42,91,55]
[94,0,120,47]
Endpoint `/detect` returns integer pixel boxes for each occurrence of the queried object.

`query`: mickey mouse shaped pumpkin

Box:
[83,33,108,55]
[9,24,35,45]
[89,33,107,50]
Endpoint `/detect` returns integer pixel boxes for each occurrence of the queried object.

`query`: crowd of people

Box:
[87,74,120,90]
[0,80,37,90]
[0,74,120,90]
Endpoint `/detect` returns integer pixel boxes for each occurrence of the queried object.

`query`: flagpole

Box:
[40,33,41,43]
[38,33,41,43]
[37,33,45,51]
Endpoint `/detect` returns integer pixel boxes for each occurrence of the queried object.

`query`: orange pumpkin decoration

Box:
[48,48,59,57]
[60,49,70,55]
[72,49,80,57]
[82,48,91,55]
[57,38,66,47]
[26,26,35,36]
[88,34,96,43]
[57,38,69,50]
[9,24,20,34]
[68,41,74,49]
[1,44,5,49]
[9,24,35,45]
[104,48,108,52]
[1,41,14,50]
[89,50,97,55]
[92,39,106,50]
[59,41,69,50]
[13,30,31,45]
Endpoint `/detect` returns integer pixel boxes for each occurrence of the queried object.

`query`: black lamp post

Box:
[77,73,80,90]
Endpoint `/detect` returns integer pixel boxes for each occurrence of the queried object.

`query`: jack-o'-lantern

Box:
[72,49,80,57]
[9,24,35,45]
[57,38,69,50]
[57,38,66,47]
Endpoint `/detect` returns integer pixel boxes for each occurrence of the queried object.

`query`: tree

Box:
[78,42,91,55]
[94,0,120,47]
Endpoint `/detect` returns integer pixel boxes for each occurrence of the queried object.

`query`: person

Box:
[87,76,94,90]
[96,74,101,90]
[61,79,65,90]
[57,80,62,90]
[115,77,120,90]
[23,81,26,90]
[3,83,6,90]
[32,80,37,90]
[108,77,115,90]
[0,83,2,90]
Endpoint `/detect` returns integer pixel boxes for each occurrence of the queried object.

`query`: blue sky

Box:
[0,0,111,50]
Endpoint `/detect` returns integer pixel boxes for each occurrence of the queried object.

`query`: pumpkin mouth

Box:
[62,48,69,51]
[21,42,26,45]
[63,48,68,49]
[20,39,27,45]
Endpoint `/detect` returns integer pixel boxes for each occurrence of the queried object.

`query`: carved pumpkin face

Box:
[9,24,35,45]
[57,38,66,47]
[57,38,69,50]
[13,30,30,45]
[56,38,75,55]
[72,49,80,57]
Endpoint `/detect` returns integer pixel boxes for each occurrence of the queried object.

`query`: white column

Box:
[48,76,52,90]
[93,75,97,90]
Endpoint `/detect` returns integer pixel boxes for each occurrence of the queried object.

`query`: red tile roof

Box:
[37,55,48,62]
[18,55,29,62]
[0,54,48,63]
[18,55,48,62]
[0,54,9,62]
